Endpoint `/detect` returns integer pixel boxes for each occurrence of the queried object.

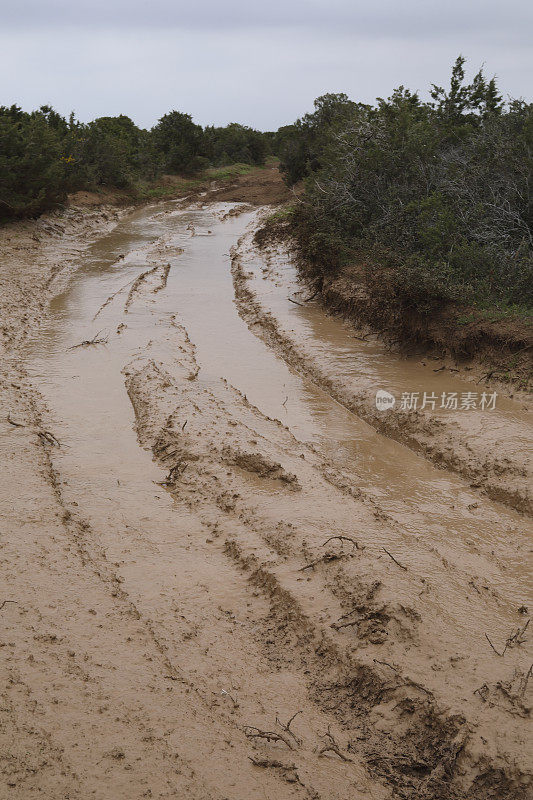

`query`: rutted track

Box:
[0,197,531,799]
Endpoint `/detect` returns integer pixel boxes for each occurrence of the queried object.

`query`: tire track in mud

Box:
[230,230,532,516]
[1,371,319,799]
[124,338,532,799]
[124,261,172,312]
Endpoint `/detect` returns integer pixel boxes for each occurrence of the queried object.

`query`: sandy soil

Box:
[0,193,531,800]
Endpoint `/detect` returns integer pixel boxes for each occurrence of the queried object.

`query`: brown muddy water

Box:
[24,202,530,611]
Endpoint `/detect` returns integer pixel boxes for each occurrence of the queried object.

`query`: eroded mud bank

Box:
[0,199,531,799]
[232,227,532,515]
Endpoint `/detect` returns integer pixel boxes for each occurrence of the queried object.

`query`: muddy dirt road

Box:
[1,195,532,799]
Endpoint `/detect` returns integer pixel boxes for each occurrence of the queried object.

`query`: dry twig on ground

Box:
[382,547,408,571]
[317,726,352,762]
[485,619,530,657]
[244,725,295,750]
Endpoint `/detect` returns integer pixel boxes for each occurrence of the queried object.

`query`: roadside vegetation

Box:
[275,59,533,336]
[0,106,270,219]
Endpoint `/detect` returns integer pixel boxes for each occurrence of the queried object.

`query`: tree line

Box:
[276,58,533,314]
[0,107,271,218]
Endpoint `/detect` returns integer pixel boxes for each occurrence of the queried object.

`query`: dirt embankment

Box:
[319,267,533,392]
[255,212,533,392]
[0,205,125,352]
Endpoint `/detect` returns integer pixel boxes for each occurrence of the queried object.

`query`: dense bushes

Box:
[0,105,72,217]
[0,106,270,220]
[203,123,268,167]
[283,59,533,314]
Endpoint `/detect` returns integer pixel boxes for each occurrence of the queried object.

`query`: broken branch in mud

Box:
[382,547,407,571]
[288,297,305,307]
[322,535,360,552]
[244,725,295,750]
[317,726,352,762]
[0,600,18,611]
[275,711,303,746]
[68,330,109,349]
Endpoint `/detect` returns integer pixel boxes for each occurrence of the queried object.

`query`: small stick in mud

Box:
[520,663,533,696]
[0,600,18,611]
[288,297,305,307]
[7,414,25,428]
[249,757,297,770]
[382,547,408,571]
[221,689,239,708]
[244,725,295,750]
[275,711,303,746]
[68,330,109,350]
[373,658,400,673]
[507,618,530,648]
[485,619,530,657]
[93,277,136,320]
[304,282,323,302]
[473,683,490,701]
[485,633,506,657]
[181,419,188,431]
[299,552,347,572]
[322,535,360,552]
[331,618,359,631]
[317,726,352,762]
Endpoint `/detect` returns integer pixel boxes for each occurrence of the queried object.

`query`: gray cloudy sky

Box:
[1,0,531,129]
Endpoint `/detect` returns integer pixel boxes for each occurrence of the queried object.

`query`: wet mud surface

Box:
[0,199,531,799]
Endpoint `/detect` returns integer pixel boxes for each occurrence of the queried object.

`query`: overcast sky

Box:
[1,0,531,130]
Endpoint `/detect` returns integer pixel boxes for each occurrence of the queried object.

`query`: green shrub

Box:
[285,59,533,315]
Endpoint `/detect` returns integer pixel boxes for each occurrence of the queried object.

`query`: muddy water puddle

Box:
[24,202,531,610]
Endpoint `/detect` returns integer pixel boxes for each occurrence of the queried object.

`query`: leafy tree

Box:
[203,123,268,166]
[151,111,206,174]
[0,105,69,217]
[276,93,361,185]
